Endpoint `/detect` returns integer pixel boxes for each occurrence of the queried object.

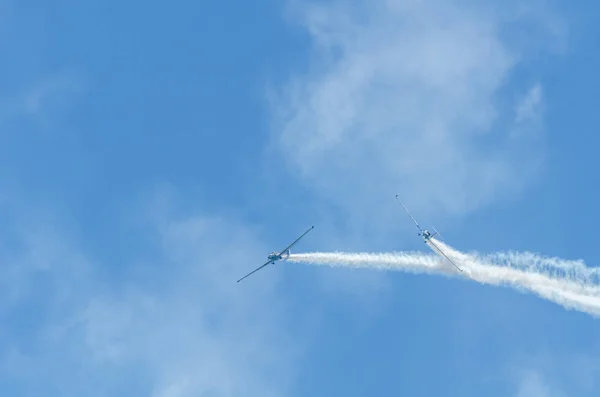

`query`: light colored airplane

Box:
[395,195,462,272]
[237,225,315,282]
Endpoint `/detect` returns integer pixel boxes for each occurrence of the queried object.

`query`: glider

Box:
[237,225,315,282]
[395,195,462,272]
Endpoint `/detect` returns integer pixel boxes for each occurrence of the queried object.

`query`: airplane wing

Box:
[427,239,463,272]
[395,195,423,232]
[237,260,274,283]
[276,225,315,256]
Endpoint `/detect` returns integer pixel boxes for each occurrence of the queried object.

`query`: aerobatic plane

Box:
[395,195,463,272]
[237,225,315,283]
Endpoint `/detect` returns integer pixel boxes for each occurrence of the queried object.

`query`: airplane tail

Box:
[431,226,444,242]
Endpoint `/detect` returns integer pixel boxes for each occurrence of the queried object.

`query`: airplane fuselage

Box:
[267,252,282,261]
[420,230,433,241]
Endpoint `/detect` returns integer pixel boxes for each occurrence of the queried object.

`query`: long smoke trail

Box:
[287,239,600,317]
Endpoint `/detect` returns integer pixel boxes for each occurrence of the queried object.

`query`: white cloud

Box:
[0,72,84,129]
[516,83,543,123]
[506,351,600,397]
[22,74,84,117]
[0,209,94,311]
[516,370,565,397]
[0,197,300,397]
[80,211,297,397]
[271,0,566,228]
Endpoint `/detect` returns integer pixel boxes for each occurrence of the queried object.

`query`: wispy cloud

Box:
[21,73,84,117]
[271,0,566,228]
[505,350,600,397]
[0,195,299,396]
[515,370,565,397]
[0,72,84,130]
[516,83,543,123]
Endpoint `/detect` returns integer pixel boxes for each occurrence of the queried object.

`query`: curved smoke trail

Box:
[287,239,600,317]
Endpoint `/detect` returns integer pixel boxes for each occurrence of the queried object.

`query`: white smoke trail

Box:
[287,239,600,317]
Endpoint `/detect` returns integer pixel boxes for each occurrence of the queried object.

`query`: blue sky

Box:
[1,0,600,396]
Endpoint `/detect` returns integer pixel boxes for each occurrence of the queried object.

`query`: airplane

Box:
[237,225,315,283]
[395,195,463,272]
